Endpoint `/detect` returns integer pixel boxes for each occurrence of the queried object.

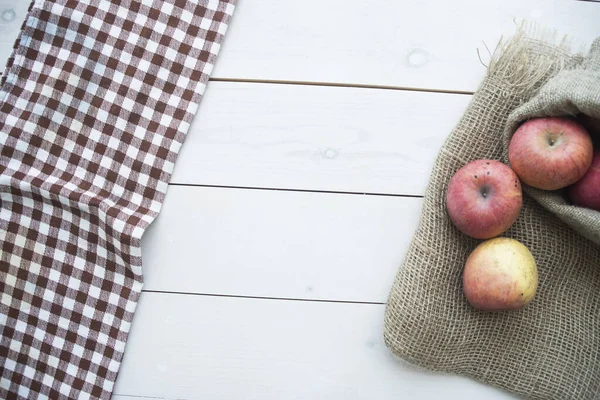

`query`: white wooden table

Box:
[2,1,600,399]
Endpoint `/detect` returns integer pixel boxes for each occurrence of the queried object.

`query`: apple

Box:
[463,237,538,311]
[508,117,594,190]
[446,160,522,239]
[568,150,600,211]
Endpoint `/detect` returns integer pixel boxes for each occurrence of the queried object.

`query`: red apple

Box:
[508,117,593,190]
[463,237,538,311]
[446,160,522,239]
[568,150,600,211]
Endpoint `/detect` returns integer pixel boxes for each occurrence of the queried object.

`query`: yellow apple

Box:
[463,237,538,311]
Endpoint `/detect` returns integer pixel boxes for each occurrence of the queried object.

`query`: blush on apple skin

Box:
[508,117,594,191]
[446,160,522,239]
[568,150,600,211]
[463,237,538,311]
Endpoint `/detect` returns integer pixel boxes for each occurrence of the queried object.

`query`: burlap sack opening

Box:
[503,37,600,246]
[384,27,600,400]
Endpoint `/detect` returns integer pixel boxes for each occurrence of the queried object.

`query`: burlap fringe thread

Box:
[384,24,600,400]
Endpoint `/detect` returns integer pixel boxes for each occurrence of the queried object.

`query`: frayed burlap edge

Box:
[384,24,600,400]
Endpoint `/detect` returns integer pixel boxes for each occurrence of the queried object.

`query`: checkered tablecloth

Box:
[0,0,235,398]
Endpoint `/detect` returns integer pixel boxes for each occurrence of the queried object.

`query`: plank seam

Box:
[167,183,425,199]
[208,77,475,96]
[141,289,386,305]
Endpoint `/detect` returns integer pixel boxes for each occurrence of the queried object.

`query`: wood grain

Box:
[0,2,596,399]
[142,186,422,303]
[2,1,599,94]
[173,81,470,195]
[113,292,519,400]
[213,0,600,92]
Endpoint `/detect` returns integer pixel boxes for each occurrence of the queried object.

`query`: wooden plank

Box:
[2,1,598,94]
[173,82,470,195]
[0,1,30,72]
[142,186,421,303]
[212,0,600,92]
[114,293,518,400]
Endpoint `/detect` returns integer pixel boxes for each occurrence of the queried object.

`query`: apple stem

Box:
[480,186,489,198]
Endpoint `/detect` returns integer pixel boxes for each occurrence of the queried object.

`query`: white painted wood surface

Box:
[0,1,598,399]
[213,0,600,92]
[142,186,422,302]
[113,293,518,400]
[0,1,29,70]
[173,82,470,195]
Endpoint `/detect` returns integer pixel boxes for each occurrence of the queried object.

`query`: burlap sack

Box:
[384,28,600,400]
[504,38,600,245]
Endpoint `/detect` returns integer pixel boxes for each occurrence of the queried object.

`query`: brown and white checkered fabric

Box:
[0,0,235,398]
